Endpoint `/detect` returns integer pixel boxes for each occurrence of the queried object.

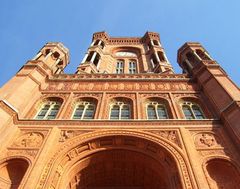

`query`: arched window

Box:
[151,54,158,68]
[35,101,61,120]
[196,49,211,60]
[153,40,159,46]
[147,102,168,119]
[116,60,124,74]
[72,101,95,119]
[129,60,137,74]
[110,101,131,120]
[181,101,205,119]
[157,51,165,62]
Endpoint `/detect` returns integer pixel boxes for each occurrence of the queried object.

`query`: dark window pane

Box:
[73,105,84,119]
[36,105,50,119]
[183,105,194,119]
[121,105,130,119]
[110,105,120,119]
[147,105,157,119]
[192,105,204,119]
[83,105,95,119]
[157,106,168,119]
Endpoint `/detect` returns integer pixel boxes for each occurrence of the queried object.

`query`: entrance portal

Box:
[67,149,179,189]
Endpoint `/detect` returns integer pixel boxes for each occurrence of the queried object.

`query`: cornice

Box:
[15,118,221,128]
[48,73,191,82]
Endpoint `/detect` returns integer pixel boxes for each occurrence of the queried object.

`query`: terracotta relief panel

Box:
[43,81,198,92]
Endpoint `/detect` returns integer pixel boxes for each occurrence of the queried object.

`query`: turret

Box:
[142,32,174,73]
[33,42,69,74]
[76,32,108,74]
[178,42,240,149]
[177,42,213,75]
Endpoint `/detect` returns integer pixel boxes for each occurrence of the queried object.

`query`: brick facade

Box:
[0,31,239,189]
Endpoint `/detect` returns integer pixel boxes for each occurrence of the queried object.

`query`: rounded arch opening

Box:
[205,158,240,189]
[0,158,29,189]
[56,135,183,189]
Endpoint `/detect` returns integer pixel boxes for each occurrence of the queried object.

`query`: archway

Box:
[42,131,193,189]
[0,158,29,189]
[205,158,240,189]
[66,149,173,189]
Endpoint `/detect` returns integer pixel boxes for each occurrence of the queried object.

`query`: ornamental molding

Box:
[15,119,222,127]
[49,73,190,81]
[145,130,182,148]
[43,81,198,92]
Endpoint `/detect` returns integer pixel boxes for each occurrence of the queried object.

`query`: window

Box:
[157,51,165,62]
[181,102,205,119]
[195,49,211,60]
[151,54,158,68]
[72,101,95,119]
[147,102,168,119]
[35,101,61,120]
[116,60,124,74]
[110,102,131,120]
[129,61,136,74]
[153,40,159,46]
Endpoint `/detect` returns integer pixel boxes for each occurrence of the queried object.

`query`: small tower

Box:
[178,42,240,147]
[177,42,213,75]
[142,32,174,73]
[32,42,70,74]
[77,32,108,74]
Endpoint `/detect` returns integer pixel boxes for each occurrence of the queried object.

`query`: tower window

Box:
[72,101,95,119]
[195,49,211,60]
[35,101,61,120]
[116,60,124,74]
[129,60,136,74]
[153,40,159,46]
[181,102,205,119]
[86,51,94,62]
[110,102,131,120]
[147,102,168,119]
[93,53,100,67]
[157,51,165,62]
[186,52,197,65]
[151,54,158,68]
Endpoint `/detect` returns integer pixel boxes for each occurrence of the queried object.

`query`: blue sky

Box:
[0,0,239,87]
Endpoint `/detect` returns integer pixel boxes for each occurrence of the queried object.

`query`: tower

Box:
[0,32,239,189]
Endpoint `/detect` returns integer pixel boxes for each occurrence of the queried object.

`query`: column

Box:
[90,41,95,46]
[163,52,170,64]
[44,51,53,61]
[185,59,194,69]
[155,52,160,62]
[81,53,89,63]
[97,40,102,46]
[179,127,210,189]
[33,51,42,60]
[55,58,61,65]
[150,40,154,46]
[204,51,212,60]
[90,52,97,63]
[193,51,202,61]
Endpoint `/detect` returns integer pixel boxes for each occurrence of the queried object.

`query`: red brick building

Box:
[0,31,240,189]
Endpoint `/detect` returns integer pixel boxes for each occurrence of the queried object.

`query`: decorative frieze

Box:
[43,81,197,92]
